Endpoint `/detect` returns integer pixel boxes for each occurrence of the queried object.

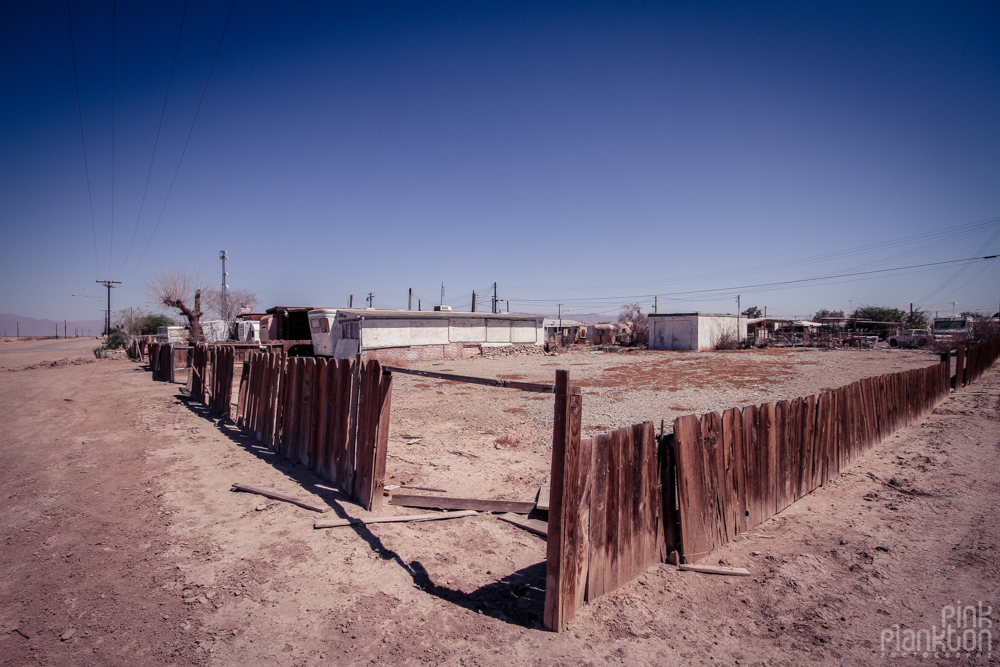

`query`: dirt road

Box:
[0,350,996,666]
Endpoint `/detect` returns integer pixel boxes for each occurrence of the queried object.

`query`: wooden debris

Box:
[535,481,550,511]
[231,483,330,513]
[399,484,447,493]
[389,493,536,514]
[497,513,547,537]
[382,365,554,393]
[314,509,476,529]
[678,564,751,576]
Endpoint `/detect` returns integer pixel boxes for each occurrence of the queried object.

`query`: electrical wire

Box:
[66,0,100,280]
[109,0,115,279]
[126,0,237,281]
[506,255,999,305]
[116,0,189,279]
[915,226,1000,305]
[507,216,1000,294]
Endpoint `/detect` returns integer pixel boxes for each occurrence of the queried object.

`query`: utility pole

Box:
[558,304,563,331]
[64,320,67,339]
[440,283,445,306]
[408,288,412,310]
[506,300,509,313]
[367,293,374,308]
[219,251,228,320]
[418,299,421,311]
[472,291,476,312]
[493,282,497,314]
[654,296,658,314]
[96,280,121,336]
[349,294,353,308]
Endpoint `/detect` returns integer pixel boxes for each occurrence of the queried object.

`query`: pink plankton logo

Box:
[881,601,993,659]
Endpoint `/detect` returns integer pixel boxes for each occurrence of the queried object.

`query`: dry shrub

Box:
[494,434,520,447]
[714,330,740,350]
[504,407,527,415]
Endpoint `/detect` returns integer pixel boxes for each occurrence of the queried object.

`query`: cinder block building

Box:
[648,313,745,351]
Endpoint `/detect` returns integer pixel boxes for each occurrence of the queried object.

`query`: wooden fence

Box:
[233,353,392,511]
[544,371,670,631]
[956,337,1000,386]
[671,360,949,566]
[545,338,1000,631]
[208,346,236,416]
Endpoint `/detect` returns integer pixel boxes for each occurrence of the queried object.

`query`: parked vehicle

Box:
[932,317,969,341]
[888,329,932,348]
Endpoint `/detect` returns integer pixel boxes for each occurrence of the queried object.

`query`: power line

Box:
[916,226,1000,304]
[126,0,237,281]
[66,0,100,280]
[507,216,1000,294]
[507,255,1000,305]
[109,0,116,280]
[117,0,190,279]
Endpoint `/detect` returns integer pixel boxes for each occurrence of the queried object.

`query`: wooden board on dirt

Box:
[536,481,550,511]
[231,483,329,513]
[678,564,751,576]
[389,493,535,514]
[314,509,476,529]
[497,513,548,537]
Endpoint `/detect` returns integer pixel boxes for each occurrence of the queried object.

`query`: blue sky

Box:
[2,1,998,322]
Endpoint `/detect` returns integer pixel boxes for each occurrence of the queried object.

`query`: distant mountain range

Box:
[0,313,105,338]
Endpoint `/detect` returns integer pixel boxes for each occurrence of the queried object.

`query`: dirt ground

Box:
[0,339,997,666]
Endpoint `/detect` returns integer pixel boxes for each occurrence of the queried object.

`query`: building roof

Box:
[265,306,315,314]
[332,308,543,322]
[542,318,585,328]
[647,312,740,318]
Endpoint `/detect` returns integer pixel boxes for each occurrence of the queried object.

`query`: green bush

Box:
[106,330,126,349]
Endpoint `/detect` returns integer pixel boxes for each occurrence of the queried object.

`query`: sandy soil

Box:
[0,342,996,666]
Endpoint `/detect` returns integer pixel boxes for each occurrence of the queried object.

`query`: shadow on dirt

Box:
[174,390,548,630]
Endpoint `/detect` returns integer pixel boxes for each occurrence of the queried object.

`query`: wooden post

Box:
[955,345,965,389]
[543,370,585,632]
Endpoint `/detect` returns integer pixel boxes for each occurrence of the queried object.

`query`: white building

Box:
[648,313,745,351]
[308,309,545,363]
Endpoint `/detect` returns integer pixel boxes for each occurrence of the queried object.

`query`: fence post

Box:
[543,370,585,632]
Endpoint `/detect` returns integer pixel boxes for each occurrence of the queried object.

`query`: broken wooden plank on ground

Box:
[535,481,550,511]
[389,493,536,514]
[678,564,751,576]
[381,366,554,393]
[231,483,330,513]
[314,509,476,529]
[497,512,548,537]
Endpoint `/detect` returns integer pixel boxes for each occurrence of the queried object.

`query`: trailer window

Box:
[310,319,321,332]
[320,318,330,333]
[341,322,359,339]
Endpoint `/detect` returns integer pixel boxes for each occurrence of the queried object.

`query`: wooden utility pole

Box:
[408,288,412,310]
[96,280,121,335]
[472,291,476,312]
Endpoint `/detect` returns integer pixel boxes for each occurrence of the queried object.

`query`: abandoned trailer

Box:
[306,308,545,363]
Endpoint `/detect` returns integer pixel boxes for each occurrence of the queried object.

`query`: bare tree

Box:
[617,302,649,347]
[145,270,206,343]
[203,286,260,322]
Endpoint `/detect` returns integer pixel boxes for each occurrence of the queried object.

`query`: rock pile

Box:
[480,345,545,359]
